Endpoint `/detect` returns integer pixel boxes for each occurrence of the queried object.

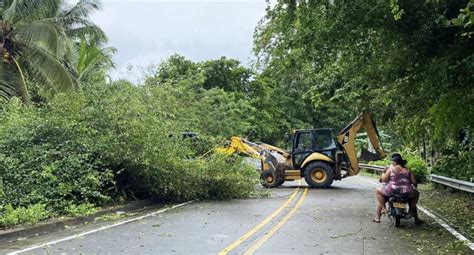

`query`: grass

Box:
[0,204,49,229]
[418,183,474,240]
[399,220,470,254]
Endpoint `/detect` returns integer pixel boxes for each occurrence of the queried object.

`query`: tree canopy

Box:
[253,0,473,151]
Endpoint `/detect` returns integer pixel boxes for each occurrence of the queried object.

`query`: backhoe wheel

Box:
[260,170,281,188]
[304,162,334,188]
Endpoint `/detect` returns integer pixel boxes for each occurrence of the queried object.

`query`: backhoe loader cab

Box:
[291,129,336,169]
[279,128,341,188]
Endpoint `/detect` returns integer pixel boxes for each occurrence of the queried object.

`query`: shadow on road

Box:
[275,184,361,192]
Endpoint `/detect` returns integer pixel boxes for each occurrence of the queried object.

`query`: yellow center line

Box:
[243,187,309,255]
[218,181,301,255]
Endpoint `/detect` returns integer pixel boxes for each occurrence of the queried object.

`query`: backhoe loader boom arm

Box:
[215,136,289,175]
[215,137,264,159]
[337,111,386,176]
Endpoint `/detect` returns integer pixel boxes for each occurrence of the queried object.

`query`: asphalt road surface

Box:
[0,176,463,255]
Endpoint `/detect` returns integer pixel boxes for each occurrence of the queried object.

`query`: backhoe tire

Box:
[304,162,334,188]
[260,170,282,188]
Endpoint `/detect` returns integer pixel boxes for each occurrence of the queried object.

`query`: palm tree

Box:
[75,36,116,82]
[0,0,107,104]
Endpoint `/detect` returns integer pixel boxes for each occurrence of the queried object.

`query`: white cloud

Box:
[89,1,267,80]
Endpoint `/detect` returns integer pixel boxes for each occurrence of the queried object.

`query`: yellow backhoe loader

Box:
[216,111,386,188]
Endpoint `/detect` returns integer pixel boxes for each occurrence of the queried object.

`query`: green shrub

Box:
[0,204,49,228]
[200,156,258,200]
[403,152,429,182]
[432,150,473,182]
[0,98,114,212]
[65,203,98,217]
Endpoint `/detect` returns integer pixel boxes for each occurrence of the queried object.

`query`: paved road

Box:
[0,176,463,254]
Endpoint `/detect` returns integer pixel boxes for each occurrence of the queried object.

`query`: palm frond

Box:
[3,0,61,26]
[76,37,116,81]
[100,46,117,68]
[61,0,102,20]
[23,45,79,92]
[62,37,80,77]
[58,0,107,43]
[0,61,21,102]
[66,24,108,43]
[13,20,66,56]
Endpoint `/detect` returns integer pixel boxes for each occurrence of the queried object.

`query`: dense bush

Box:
[0,98,114,214]
[432,149,473,182]
[403,152,429,182]
[0,79,258,228]
[200,156,258,200]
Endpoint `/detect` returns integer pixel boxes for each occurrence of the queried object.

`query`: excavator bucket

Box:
[360,147,380,162]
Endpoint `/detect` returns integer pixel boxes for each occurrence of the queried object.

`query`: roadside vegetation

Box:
[0,0,472,229]
[0,76,259,229]
[419,184,474,241]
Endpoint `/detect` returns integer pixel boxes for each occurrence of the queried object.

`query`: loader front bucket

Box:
[360,147,381,162]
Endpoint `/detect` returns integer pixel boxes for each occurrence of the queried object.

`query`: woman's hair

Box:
[391,153,407,167]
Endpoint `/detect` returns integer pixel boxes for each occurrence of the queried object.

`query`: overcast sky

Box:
[90,0,268,80]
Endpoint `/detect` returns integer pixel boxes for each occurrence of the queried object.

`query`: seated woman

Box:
[374,153,422,224]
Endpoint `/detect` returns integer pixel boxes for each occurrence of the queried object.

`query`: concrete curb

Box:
[0,199,158,245]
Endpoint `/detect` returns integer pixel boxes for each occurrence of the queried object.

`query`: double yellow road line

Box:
[219,181,309,255]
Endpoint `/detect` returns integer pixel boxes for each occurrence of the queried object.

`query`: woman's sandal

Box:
[381,208,388,215]
[372,219,381,223]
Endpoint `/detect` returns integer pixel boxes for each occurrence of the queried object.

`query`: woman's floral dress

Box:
[381,165,418,198]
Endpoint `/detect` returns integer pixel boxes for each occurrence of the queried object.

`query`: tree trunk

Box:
[422,134,427,161]
[12,56,31,105]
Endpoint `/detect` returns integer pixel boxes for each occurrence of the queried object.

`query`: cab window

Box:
[294,132,312,152]
[313,129,335,150]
